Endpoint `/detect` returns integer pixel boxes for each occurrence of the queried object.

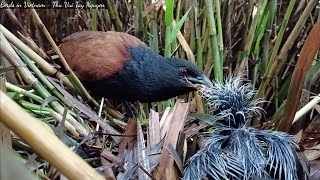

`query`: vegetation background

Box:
[0,0,319,179]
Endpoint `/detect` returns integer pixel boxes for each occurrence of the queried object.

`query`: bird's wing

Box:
[60,31,144,81]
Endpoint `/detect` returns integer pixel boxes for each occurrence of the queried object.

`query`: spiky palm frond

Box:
[188,76,302,180]
[226,128,270,179]
[183,138,243,180]
[252,129,298,180]
[199,76,265,127]
[183,128,299,180]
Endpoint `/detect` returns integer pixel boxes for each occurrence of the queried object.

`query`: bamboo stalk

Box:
[257,0,298,98]
[165,25,172,57]
[277,20,320,131]
[0,77,12,150]
[15,99,77,133]
[29,9,113,119]
[106,0,123,31]
[150,12,159,53]
[194,0,203,69]
[205,0,222,82]
[188,1,196,53]
[214,0,224,63]
[50,110,79,137]
[6,82,43,103]
[262,0,277,72]
[269,0,318,88]
[266,0,297,69]
[0,31,87,136]
[237,1,264,77]
[5,8,49,61]
[90,0,97,31]
[1,24,122,120]
[0,25,73,89]
[134,0,144,39]
[29,9,90,99]
[0,31,37,85]
[0,91,104,180]
[260,0,318,100]
[14,47,70,106]
[17,99,52,112]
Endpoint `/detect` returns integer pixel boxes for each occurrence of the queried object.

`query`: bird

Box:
[60,31,213,103]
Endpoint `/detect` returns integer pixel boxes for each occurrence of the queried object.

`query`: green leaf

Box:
[12,92,22,101]
[254,13,268,55]
[165,0,174,26]
[306,58,320,79]
[6,92,16,98]
[66,74,86,99]
[165,7,191,50]
[278,76,291,103]
[189,112,216,125]
[40,96,60,111]
[49,124,77,147]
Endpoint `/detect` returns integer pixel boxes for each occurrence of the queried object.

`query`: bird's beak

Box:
[186,74,213,89]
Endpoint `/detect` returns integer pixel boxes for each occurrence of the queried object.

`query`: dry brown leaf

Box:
[279,21,320,131]
[137,120,150,180]
[100,157,116,180]
[160,108,173,140]
[149,109,161,148]
[160,107,171,129]
[118,119,137,160]
[101,149,124,172]
[304,144,320,161]
[184,122,208,138]
[154,101,189,179]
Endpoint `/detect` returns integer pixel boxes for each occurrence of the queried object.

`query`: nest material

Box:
[184,77,303,180]
[183,128,300,180]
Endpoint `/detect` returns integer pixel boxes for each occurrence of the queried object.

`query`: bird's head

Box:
[170,58,213,89]
[127,44,213,91]
[154,57,213,95]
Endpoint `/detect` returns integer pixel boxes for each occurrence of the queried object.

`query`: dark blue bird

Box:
[60,31,212,102]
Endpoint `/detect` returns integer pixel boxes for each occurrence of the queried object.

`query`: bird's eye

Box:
[179,68,188,76]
